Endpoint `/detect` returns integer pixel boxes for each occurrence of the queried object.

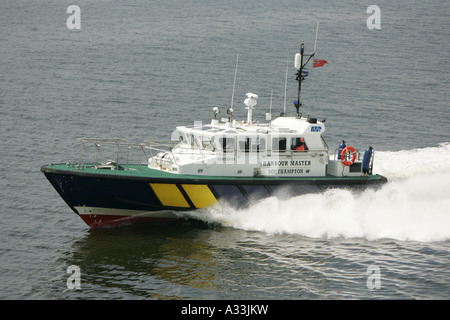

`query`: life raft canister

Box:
[362,146,373,173]
[340,146,356,166]
[338,140,346,157]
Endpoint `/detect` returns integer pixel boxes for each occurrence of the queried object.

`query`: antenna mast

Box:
[294,43,305,118]
[230,54,239,110]
[294,23,320,118]
[283,56,288,116]
[314,21,319,53]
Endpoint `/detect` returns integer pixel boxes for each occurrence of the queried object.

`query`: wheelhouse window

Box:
[219,137,235,153]
[186,133,195,147]
[291,137,308,151]
[200,135,214,150]
[239,136,266,153]
[272,137,286,152]
[239,137,251,152]
[258,138,266,153]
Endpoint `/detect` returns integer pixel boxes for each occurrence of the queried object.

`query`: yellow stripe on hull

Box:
[150,183,190,208]
[182,184,217,208]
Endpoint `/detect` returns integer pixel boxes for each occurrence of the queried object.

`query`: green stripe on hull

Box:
[41,163,387,183]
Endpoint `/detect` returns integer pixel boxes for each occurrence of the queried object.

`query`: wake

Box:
[189,143,450,242]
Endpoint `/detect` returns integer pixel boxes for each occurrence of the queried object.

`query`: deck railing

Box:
[75,138,183,171]
[76,138,150,171]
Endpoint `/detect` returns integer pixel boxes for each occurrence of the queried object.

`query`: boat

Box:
[41,42,388,228]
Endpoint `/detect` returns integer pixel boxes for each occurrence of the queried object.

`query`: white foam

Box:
[190,143,450,242]
[374,142,450,179]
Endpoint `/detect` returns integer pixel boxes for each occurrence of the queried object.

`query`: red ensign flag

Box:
[313,59,328,68]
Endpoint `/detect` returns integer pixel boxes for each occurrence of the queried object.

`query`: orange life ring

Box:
[341,146,356,166]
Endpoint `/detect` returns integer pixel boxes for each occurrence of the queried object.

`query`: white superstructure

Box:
[148,94,369,178]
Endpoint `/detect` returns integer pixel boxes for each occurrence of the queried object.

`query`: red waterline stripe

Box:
[79,214,174,228]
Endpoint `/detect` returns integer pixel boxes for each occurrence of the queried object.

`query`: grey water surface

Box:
[1,0,449,299]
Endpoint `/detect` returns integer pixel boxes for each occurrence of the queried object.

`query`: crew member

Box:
[295,138,306,151]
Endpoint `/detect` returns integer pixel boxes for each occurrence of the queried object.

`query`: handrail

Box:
[76,138,149,171]
[144,139,178,162]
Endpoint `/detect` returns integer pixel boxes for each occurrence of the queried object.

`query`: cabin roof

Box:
[176,116,325,137]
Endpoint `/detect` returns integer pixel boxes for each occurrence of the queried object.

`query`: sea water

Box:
[0,0,449,300]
